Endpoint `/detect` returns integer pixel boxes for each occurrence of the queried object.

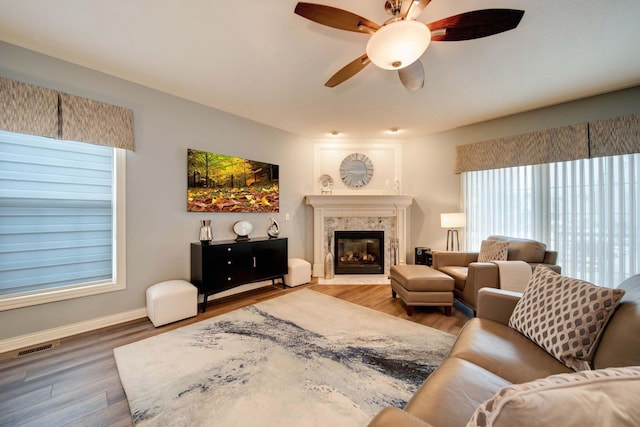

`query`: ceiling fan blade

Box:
[325,54,371,87]
[294,2,380,33]
[428,9,525,41]
[404,0,431,21]
[398,60,424,92]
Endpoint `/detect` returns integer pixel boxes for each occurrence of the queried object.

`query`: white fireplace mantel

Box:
[305,194,414,277]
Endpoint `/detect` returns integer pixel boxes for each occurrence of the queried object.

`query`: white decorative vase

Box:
[324,235,334,279]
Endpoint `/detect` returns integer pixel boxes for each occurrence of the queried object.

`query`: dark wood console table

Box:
[191,237,288,312]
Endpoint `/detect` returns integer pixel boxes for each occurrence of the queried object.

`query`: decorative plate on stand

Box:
[318,174,334,194]
[233,220,253,240]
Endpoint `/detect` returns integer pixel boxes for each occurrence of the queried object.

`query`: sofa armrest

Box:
[432,250,479,268]
[543,250,558,265]
[476,288,522,325]
[459,262,501,308]
[367,407,434,427]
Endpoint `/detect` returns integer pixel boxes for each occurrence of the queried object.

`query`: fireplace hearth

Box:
[334,231,384,274]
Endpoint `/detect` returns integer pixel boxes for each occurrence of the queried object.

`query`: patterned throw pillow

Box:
[508,266,625,371]
[467,366,640,427]
[477,240,509,262]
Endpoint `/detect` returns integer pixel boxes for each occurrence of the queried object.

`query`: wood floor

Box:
[0,283,472,426]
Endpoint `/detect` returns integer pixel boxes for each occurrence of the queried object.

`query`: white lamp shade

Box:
[365,20,431,70]
[441,213,466,229]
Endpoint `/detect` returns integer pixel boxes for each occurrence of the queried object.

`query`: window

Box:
[462,154,640,287]
[0,130,126,310]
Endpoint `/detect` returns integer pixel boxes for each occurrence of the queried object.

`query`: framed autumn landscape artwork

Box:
[187,149,279,212]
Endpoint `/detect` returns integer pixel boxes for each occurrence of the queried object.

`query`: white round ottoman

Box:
[285,258,311,287]
[146,280,198,327]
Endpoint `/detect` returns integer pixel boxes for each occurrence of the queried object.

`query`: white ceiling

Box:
[1,0,639,140]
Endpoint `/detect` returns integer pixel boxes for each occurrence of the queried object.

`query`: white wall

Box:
[0,42,314,342]
[403,85,640,260]
[312,141,402,194]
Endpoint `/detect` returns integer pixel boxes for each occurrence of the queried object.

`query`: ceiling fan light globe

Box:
[365,20,431,70]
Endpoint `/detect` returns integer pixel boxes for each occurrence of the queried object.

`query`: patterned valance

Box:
[0,76,134,150]
[60,93,134,150]
[456,112,640,173]
[0,77,58,138]
[589,113,640,158]
[455,124,589,173]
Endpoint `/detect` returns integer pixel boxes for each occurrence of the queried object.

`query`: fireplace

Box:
[306,195,414,277]
[334,231,384,275]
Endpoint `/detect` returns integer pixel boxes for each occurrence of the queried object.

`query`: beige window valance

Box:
[0,76,134,150]
[455,112,640,173]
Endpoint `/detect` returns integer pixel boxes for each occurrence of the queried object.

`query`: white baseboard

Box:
[0,307,148,354]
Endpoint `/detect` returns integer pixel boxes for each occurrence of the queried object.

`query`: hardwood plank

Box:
[0,283,470,425]
[63,399,134,427]
[21,392,108,427]
[0,384,52,417]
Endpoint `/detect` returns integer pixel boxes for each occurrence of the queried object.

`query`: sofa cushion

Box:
[438,266,468,291]
[389,265,454,291]
[404,357,511,427]
[487,236,546,263]
[509,266,625,371]
[467,366,640,427]
[477,240,509,262]
[449,318,572,384]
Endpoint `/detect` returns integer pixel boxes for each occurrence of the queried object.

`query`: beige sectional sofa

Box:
[433,236,560,312]
[368,271,640,427]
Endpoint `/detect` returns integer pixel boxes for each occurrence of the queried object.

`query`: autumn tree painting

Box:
[187,149,279,212]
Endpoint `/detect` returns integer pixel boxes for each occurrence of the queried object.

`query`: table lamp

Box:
[441,213,466,251]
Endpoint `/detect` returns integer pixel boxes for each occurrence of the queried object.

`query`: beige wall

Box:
[403,85,640,259]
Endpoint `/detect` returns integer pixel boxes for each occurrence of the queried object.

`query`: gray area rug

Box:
[114,289,455,426]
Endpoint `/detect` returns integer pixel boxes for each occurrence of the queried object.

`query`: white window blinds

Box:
[0,131,114,296]
[463,153,640,288]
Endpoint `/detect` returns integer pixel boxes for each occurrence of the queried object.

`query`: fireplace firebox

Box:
[334,231,384,274]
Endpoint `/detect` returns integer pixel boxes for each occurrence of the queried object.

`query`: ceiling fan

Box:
[294,1,525,91]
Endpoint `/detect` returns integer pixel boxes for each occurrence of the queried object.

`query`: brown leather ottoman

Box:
[390,265,455,316]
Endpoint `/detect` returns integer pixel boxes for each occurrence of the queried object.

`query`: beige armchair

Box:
[432,236,560,312]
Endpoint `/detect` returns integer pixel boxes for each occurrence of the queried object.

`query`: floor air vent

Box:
[15,341,59,358]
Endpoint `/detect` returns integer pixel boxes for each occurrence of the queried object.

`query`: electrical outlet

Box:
[285,213,290,221]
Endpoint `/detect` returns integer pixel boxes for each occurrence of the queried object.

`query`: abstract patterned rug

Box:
[114,289,455,426]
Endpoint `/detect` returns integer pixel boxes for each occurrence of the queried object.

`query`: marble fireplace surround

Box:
[305,195,414,277]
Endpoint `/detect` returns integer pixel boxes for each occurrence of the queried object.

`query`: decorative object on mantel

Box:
[318,174,334,194]
[232,220,253,241]
[324,235,335,279]
[384,178,401,194]
[267,217,280,238]
[390,237,400,265]
[391,176,400,194]
[199,219,213,245]
[340,153,374,188]
[441,213,466,251]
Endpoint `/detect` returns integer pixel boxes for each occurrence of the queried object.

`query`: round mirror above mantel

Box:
[339,153,374,188]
